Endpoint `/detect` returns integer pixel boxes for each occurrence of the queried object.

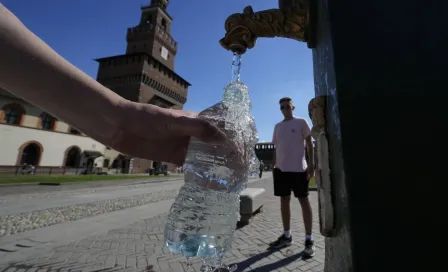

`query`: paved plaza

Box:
[0,176,324,272]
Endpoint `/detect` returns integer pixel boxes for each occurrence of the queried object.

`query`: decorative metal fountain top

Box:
[219,1,316,54]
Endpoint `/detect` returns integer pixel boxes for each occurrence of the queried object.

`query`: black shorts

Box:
[273,168,309,198]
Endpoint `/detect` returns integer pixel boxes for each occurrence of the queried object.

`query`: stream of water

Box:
[166,53,259,272]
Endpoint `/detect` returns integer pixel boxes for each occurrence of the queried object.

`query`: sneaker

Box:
[303,239,315,257]
[268,235,292,248]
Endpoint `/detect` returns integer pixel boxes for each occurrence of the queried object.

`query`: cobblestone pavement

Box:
[0,190,180,237]
[0,177,324,272]
[0,178,188,237]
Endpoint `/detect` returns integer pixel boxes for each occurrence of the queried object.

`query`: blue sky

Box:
[2,0,314,142]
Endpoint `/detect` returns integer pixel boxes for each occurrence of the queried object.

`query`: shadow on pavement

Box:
[252,252,304,271]
[231,247,304,272]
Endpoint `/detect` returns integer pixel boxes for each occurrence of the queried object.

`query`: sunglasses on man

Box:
[280,105,292,110]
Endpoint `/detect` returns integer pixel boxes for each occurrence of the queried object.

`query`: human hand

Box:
[306,165,315,180]
[186,102,251,191]
[103,101,227,165]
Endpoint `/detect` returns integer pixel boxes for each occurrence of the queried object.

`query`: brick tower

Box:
[95,0,190,173]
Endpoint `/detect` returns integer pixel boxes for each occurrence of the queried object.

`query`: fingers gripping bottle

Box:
[164,54,259,268]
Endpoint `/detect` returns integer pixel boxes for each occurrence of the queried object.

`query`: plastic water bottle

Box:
[164,54,259,266]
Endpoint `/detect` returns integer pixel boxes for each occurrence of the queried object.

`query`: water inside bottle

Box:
[164,53,259,272]
[165,182,240,257]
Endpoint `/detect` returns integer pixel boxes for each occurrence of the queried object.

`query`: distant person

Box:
[0,4,226,166]
[28,164,36,175]
[259,161,264,178]
[20,163,28,175]
[20,163,29,175]
[20,164,35,175]
[269,97,315,258]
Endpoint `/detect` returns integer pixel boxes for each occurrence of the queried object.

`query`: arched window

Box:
[103,159,110,168]
[64,146,81,167]
[17,141,43,166]
[1,103,25,125]
[39,112,57,130]
[161,18,167,31]
[145,15,152,24]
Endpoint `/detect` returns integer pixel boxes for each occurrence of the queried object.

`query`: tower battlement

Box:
[126,24,177,52]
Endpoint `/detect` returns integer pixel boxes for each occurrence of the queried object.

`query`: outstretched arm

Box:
[0,4,125,142]
[0,4,228,165]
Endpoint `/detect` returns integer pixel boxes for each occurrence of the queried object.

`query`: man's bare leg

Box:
[281,196,291,231]
[269,195,293,248]
[298,196,313,235]
[298,196,315,257]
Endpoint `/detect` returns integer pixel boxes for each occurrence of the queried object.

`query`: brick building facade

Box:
[95,0,190,173]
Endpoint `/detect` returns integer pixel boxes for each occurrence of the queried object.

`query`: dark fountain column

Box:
[222,0,448,270]
[297,0,448,271]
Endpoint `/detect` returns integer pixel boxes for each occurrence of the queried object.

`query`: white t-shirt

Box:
[272,117,311,173]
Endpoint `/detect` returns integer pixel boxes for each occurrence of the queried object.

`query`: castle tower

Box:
[95,0,190,172]
[126,0,176,70]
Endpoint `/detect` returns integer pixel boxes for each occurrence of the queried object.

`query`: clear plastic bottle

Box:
[164,54,259,266]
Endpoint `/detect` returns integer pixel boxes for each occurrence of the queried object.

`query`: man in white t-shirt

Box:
[269,97,315,257]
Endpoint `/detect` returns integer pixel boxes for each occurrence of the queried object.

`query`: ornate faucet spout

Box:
[220,2,315,54]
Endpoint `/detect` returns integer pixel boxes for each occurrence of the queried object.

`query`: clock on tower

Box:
[161,46,169,60]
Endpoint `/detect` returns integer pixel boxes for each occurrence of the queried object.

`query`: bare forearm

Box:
[306,137,314,169]
[0,5,125,141]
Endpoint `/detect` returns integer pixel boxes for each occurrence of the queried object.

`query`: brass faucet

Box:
[219,1,316,54]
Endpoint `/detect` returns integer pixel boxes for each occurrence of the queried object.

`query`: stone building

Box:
[0,88,135,175]
[254,142,276,171]
[94,0,190,173]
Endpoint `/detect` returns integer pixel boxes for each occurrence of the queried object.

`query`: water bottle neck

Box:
[223,53,251,108]
[222,82,250,106]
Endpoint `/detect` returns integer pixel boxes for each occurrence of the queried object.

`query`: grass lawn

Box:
[0,174,167,185]
[309,176,317,189]
[0,173,317,187]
